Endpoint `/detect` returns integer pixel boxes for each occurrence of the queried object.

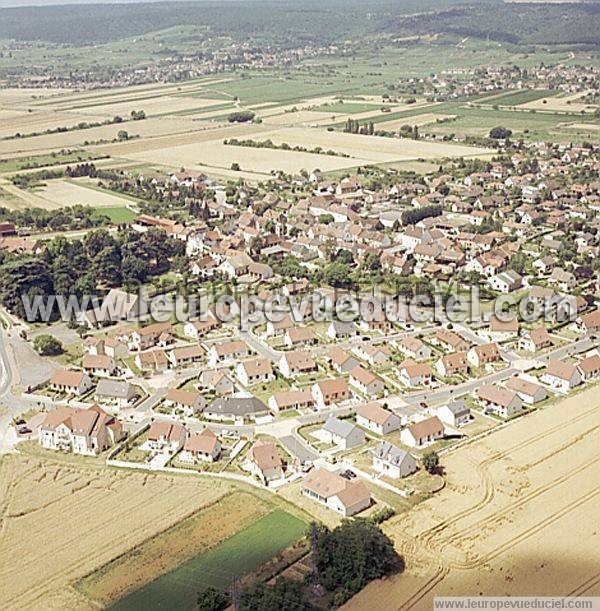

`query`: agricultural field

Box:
[105,508,307,611]
[347,385,600,610]
[0,451,234,610]
[476,88,558,107]
[35,179,137,210]
[519,90,599,113]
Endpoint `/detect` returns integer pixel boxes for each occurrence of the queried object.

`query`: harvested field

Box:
[0,453,233,611]
[519,90,598,113]
[0,110,112,139]
[374,113,457,131]
[0,88,72,105]
[77,491,271,607]
[35,179,136,209]
[261,110,346,127]
[346,385,600,610]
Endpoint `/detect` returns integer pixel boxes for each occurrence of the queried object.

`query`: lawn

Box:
[108,509,307,610]
[93,206,137,224]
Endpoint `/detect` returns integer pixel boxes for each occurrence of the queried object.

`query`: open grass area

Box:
[93,206,137,224]
[108,509,307,611]
[0,150,104,173]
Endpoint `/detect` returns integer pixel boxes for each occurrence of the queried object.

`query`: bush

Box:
[228,111,256,123]
[489,126,512,139]
[197,586,230,611]
[423,450,440,474]
[33,334,63,356]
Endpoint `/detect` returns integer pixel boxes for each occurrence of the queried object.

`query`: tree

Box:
[33,334,63,356]
[489,126,512,139]
[231,162,241,171]
[239,578,311,611]
[117,130,129,141]
[423,450,440,474]
[323,262,352,289]
[197,587,230,611]
[228,111,255,123]
[0,258,54,321]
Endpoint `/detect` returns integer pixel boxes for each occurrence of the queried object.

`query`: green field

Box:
[479,89,559,106]
[93,206,137,224]
[318,101,382,114]
[108,509,307,611]
[0,151,104,173]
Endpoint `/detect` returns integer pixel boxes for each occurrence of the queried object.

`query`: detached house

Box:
[371,441,417,479]
[400,416,445,448]
[326,320,356,340]
[476,384,523,418]
[487,270,523,293]
[144,421,187,454]
[349,366,385,398]
[49,370,92,396]
[94,379,137,409]
[278,350,317,378]
[505,377,547,405]
[268,389,315,413]
[436,400,471,427]
[356,402,401,435]
[164,388,206,416]
[576,310,600,335]
[541,359,582,392]
[397,337,431,361]
[236,358,274,387]
[577,355,600,381]
[467,343,501,368]
[436,352,469,378]
[311,378,349,408]
[246,440,284,485]
[302,468,371,517]
[316,417,365,450]
[397,360,432,388]
[208,341,250,367]
[38,405,124,456]
[284,326,316,348]
[180,428,221,463]
[328,347,359,374]
[519,327,553,353]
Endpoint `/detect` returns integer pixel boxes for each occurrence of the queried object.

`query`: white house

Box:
[311,378,349,408]
[302,468,371,517]
[400,416,445,448]
[505,377,547,405]
[179,428,221,463]
[475,384,523,418]
[397,360,432,388]
[236,358,274,387]
[49,370,93,396]
[371,441,417,479]
[436,400,471,427]
[349,365,385,398]
[314,417,365,450]
[143,421,187,454]
[541,359,582,392]
[356,402,401,435]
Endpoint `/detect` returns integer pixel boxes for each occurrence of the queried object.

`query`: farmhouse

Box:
[541,359,582,392]
[400,416,445,448]
[268,389,315,413]
[144,421,187,453]
[316,417,365,450]
[179,428,221,463]
[311,378,349,408]
[476,384,523,418]
[236,358,274,387]
[349,365,385,398]
[371,441,417,479]
[436,400,471,427]
[278,350,317,378]
[505,377,547,405]
[164,388,206,415]
[302,468,371,517]
[49,370,92,396]
[467,342,501,368]
[356,402,401,435]
[38,405,124,456]
[436,351,469,377]
[94,379,137,409]
[246,440,284,485]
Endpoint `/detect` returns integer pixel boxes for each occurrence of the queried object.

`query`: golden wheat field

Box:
[345,385,600,610]
[0,451,233,610]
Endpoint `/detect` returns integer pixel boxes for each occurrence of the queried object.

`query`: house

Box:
[436,401,471,427]
[82,288,141,328]
[349,366,385,398]
[371,441,417,479]
[180,428,221,463]
[397,337,431,361]
[487,270,523,293]
[548,268,576,292]
[208,341,249,367]
[284,326,316,348]
[219,252,253,278]
[265,314,294,337]
[488,315,519,341]
[38,405,124,456]
[246,440,283,485]
[467,343,501,368]
[505,377,547,405]
[519,327,553,352]
[278,350,317,378]
[433,330,470,352]
[356,402,401,435]
[576,310,600,335]
[327,347,360,374]
[49,370,92,396]
[302,468,371,517]
[436,351,469,377]
[577,355,600,381]
[103,338,129,359]
[400,416,445,448]
[204,396,269,422]
[82,354,117,377]
[326,320,356,340]
[183,315,221,340]
[94,379,137,409]
[311,378,349,408]
[236,358,274,387]
[168,345,204,368]
[164,388,206,416]
[316,417,365,450]
[268,389,315,413]
[352,344,391,366]
[476,384,523,418]
[397,360,432,388]
[144,421,187,453]
[541,359,582,392]
[135,349,169,372]
[199,369,235,395]
[128,322,173,351]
